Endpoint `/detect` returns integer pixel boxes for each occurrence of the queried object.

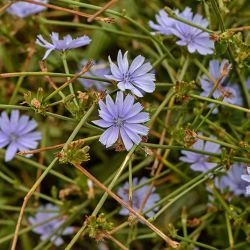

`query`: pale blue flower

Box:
[78,60,110,91]
[7,0,48,18]
[0,110,41,162]
[28,204,74,246]
[36,32,91,59]
[215,163,249,196]
[92,91,149,150]
[149,7,214,55]
[117,177,160,217]
[180,137,221,172]
[241,167,250,195]
[105,50,155,97]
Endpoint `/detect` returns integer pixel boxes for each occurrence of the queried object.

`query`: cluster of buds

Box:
[23,88,48,114]
[57,139,90,165]
[65,90,106,120]
[85,213,113,241]
[175,80,195,103]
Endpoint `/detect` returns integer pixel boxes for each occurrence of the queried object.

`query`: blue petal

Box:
[5,143,18,162]
[120,127,133,150]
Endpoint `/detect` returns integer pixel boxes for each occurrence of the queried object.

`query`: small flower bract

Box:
[105,50,155,97]
[150,7,214,55]
[0,110,41,162]
[7,0,48,18]
[36,32,92,59]
[180,137,221,172]
[117,177,160,217]
[92,91,149,150]
[28,204,74,246]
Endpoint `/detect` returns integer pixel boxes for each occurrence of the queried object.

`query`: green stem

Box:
[197,134,240,150]
[0,104,75,122]
[164,7,214,33]
[39,18,150,40]
[149,88,175,126]
[210,0,226,32]
[9,76,24,105]
[174,235,217,250]
[0,71,111,82]
[61,52,78,107]
[225,212,234,249]
[191,94,250,113]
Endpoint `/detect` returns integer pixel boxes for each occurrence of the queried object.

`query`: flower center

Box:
[9,133,18,142]
[123,72,131,82]
[114,117,124,127]
[43,223,55,232]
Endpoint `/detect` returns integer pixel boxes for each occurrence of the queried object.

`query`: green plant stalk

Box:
[0,71,111,82]
[128,159,133,213]
[210,0,226,31]
[225,212,234,249]
[195,101,221,131]
[39,18,150,40]
[0,170,62,205]
[164,7,214,33]
[105,157,153,186]
[9,76,24,105]
[189,212,215,239]
[149,88,175,126]
[199,115,237,144]
[151,40,176,83]
[174,235,217,250]
[61,52,78,107]
[197,134,240,150]
[0,104,75,122]
[190,94,250,113]
[147,166,222,218]
[150,175,209,220]
[212,187,232,214]
[161,158,189,179]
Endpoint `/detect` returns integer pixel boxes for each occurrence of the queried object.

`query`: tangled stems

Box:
[10,103,96,250]
[67,162,179,249]
[65,146,137,249]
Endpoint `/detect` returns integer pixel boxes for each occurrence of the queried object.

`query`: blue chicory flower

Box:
[36,32,92,60]
[78,60,110,91]
[149,7,214,55]
[215,163,249,197]
[180,137,221,172]
[241,167,250,195]
[117,177,160,217]
[28,204,74,246]
[7,0,48,18]
[92,91,149,150]
[105,50,155,97]
[0,110,41,162]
